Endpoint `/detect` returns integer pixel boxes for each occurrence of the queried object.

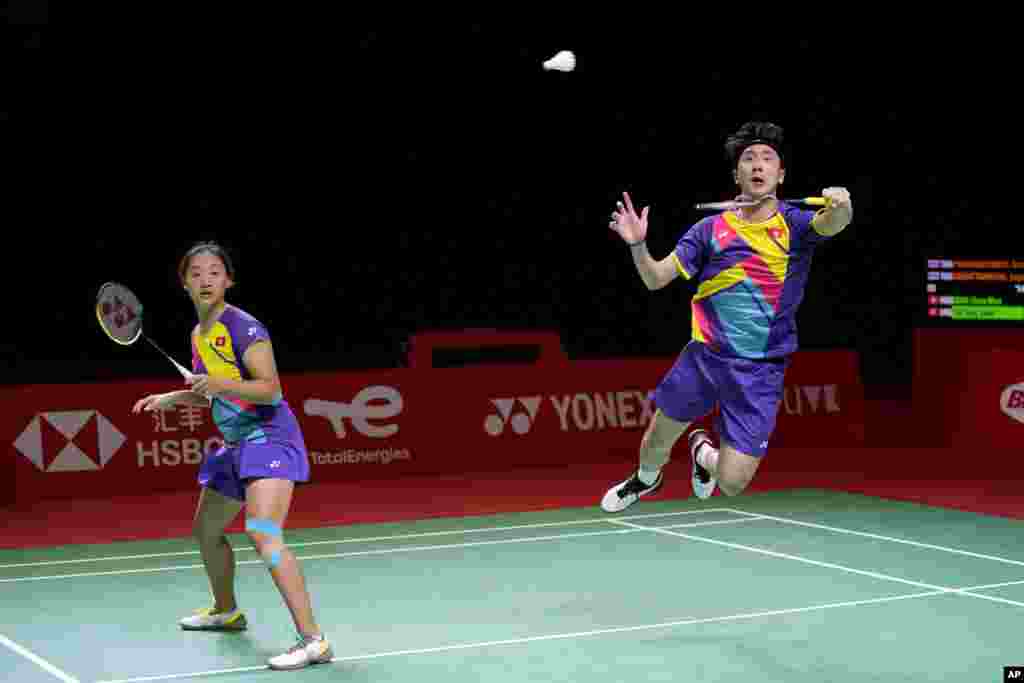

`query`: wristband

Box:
[627,239,646,248]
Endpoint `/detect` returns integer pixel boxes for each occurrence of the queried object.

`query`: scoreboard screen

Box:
[923,259,1024,324]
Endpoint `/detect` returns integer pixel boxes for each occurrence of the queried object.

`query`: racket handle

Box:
[694,196,831,211]
[145,336,194,381]
[694,200,758,211]
[172,360,195,381]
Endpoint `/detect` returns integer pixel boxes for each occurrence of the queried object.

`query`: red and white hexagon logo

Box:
[13,411,126,472]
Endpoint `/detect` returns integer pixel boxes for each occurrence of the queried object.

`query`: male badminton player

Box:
[132,242,332,670]
[601,122,853,512]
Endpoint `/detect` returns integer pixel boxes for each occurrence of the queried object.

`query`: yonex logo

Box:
[484,397,542,436]
[269,460,281,469]
[248,327,258,337]
[100,296,137,331]
[1000,382,1024,425]
[14,411,126,472]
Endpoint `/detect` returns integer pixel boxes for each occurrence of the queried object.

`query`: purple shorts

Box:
[652,341,788,457]
[198,438,311,502]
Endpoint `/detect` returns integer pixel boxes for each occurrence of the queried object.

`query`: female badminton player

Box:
[600,121,853,512]
[132,241,332,671]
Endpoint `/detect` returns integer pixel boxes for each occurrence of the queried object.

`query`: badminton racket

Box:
[95,281,195,381]
[694,196,830,211]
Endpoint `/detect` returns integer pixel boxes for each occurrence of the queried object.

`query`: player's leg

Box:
[180,485,246,630]
[601,409,691,512]
[245,477,332,670]
[686,413,719,499]
[715,445,763,495]
[193,486,245,611]
[689,356,787,496]
[601,342,715,513]
[243,466,332,671]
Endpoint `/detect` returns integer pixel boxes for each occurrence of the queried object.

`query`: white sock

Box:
[696,445,719,474]
[637,467,661,485]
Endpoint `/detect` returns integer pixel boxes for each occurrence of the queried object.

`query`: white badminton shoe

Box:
[601,470,664,513]
[179,607,248,631]
[688,429,718,499]
[268,634,334,670]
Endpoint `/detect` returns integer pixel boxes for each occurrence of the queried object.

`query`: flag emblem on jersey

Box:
[215,336,226,347]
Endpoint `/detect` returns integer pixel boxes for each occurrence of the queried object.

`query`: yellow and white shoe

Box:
[268,634,333,671]
[179,607,248,631]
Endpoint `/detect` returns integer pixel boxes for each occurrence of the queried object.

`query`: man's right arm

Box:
[630,242,683,291]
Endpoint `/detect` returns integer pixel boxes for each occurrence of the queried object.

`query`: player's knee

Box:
[719,473,753,497]
[193,520,226,546]
[245,518,285,569]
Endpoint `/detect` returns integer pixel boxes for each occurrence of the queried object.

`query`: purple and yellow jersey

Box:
[190,305,302,445]
[671,202,833,359]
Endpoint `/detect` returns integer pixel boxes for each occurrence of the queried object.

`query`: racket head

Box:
[95,281,144,346]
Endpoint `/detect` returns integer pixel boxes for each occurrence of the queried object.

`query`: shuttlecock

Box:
[542,50,576,72]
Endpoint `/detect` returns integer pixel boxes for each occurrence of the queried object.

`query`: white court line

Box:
[0,517,759,585]
[93,578,1024,683]
[0,508,735,571]
[0,633,81,683]
[725,508,1024,568]
[611,520,1024,609]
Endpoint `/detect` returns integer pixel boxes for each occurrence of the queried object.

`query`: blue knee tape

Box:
[246,518,284,569]
[245,518,282,538]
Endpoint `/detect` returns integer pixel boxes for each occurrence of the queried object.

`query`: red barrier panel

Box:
[3,342,864,504]
[408,329,568,368]
[0,445,11,507]
[955,350,1024,448]
[913,328,1024,446]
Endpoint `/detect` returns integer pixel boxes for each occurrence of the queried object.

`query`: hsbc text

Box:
[137,438,223,467]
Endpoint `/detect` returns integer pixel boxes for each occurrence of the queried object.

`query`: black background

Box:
[3,15,1013,392]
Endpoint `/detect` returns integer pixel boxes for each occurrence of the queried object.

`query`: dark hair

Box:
[178,241,236,284]
[724,121,786,169]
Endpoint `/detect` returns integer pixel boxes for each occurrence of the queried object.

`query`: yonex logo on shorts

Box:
[1000,383,1024,425]
[484,397,542,436]
[13,411,126,472]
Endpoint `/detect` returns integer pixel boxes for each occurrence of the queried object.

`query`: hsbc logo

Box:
[1001,382,1024,425]
[14,411,126,472]
[485,397,542,436]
